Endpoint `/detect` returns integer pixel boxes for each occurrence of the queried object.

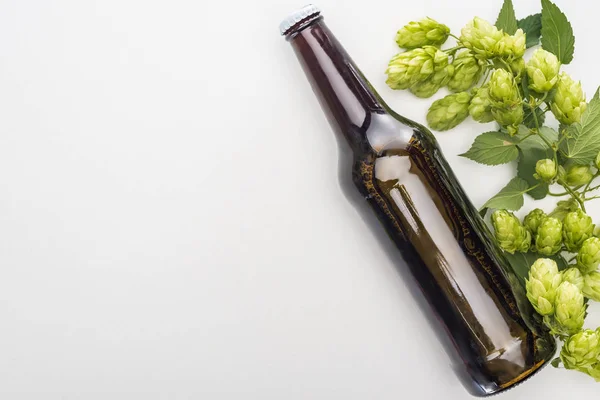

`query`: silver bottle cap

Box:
[279,4,321,36]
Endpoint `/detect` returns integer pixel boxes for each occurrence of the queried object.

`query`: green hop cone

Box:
[554,281,586,336]
[426,92,471,131]
[562,210,595,252]
[577,237,600,274]
[395,17,451,49]
[510,57,526,82]
[535,217,563,256]
[468,86,494,123]
[447,50,483,92]
[549,198,580,222]
[550,72,587,125]
[493,29,526,60]
[488,69,520,106]
[563,164,593,187]
[525,258,562,316]
[534,159,557,183]
[488,69,523,134]
[560,330,600,370]
[583,271,600,301]
[491,106,524,135]
[491,210,531,254]
[523,208,547,235]
[585,363,600,382]
[460,17,503,60]
[561,268,585,291]
[386,46,450,91]
[409,65,454,98]
[526,49,560,93]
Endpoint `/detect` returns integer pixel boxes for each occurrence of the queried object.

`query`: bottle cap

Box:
[279,4,321,36]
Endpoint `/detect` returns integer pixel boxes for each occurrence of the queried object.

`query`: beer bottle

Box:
[280,5,556,396]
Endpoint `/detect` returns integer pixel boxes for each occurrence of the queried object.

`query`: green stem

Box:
[498,58,513,74]
[585,195,600,201]
[581,173,600,197]
[568,255,577,263]
[559,181,587,212]
[548,191,569,197]
[525,183,542,193]
[444,46,465,55]
[585,183,600,193]
[449,33,461,41]
[513,133,535,144]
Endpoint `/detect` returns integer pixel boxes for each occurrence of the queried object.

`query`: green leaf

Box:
[518,13,542,48]
[551,357,562,368]
[549,198,580,221]
[559,88,600,164]
[541,0,575,64]
[523,106,546,129]
[459,131,519,165]
[503,251,569,286]
[495,0,518,34]
[482,177,529,211]
[516,127,558,200]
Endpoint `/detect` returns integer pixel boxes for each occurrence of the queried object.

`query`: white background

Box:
[0,0,599,398]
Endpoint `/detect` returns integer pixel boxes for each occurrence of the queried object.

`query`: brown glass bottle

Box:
[281,5,556,397]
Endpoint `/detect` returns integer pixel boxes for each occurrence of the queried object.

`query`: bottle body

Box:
[283,8,555,396]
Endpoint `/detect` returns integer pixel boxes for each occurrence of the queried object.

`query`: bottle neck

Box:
[286,16,387,150]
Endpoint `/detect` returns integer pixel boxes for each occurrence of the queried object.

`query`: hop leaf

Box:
[535,217,563,256]
[526,49,560,93]
[583,271,600,302]
[577,237,600,274]
[460,17,504,60]
[447,50,483,92]
[426,92,471,131]
[553,281,586,336]
[561,268,584,291]
[550,72,587,125]
[469,86,494,123]
[560,330,600,370]
[491,210,531,253]
[534,159,557,183]
[395,17,451,49]
[523,208,547,235]
[562,210,594,252]
[526,258,562,315]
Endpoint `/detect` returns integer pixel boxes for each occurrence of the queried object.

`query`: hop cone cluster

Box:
[426,92,471,131]
[395,18,450,49]
[386,46,453,98]
[523,209,546,235]
[534,159,557,183]
[468,86,494,123]
[526,258,562,316]
[561,330,600,370]
[551,72,587,125]
[562,165,593,187]
[491,210,531,254]
[526,49,560,93]
[448,50,483,92]
[563,210,594,252]
[488,69,523,135]
[535,217,563,256]
[577,237,600,274]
